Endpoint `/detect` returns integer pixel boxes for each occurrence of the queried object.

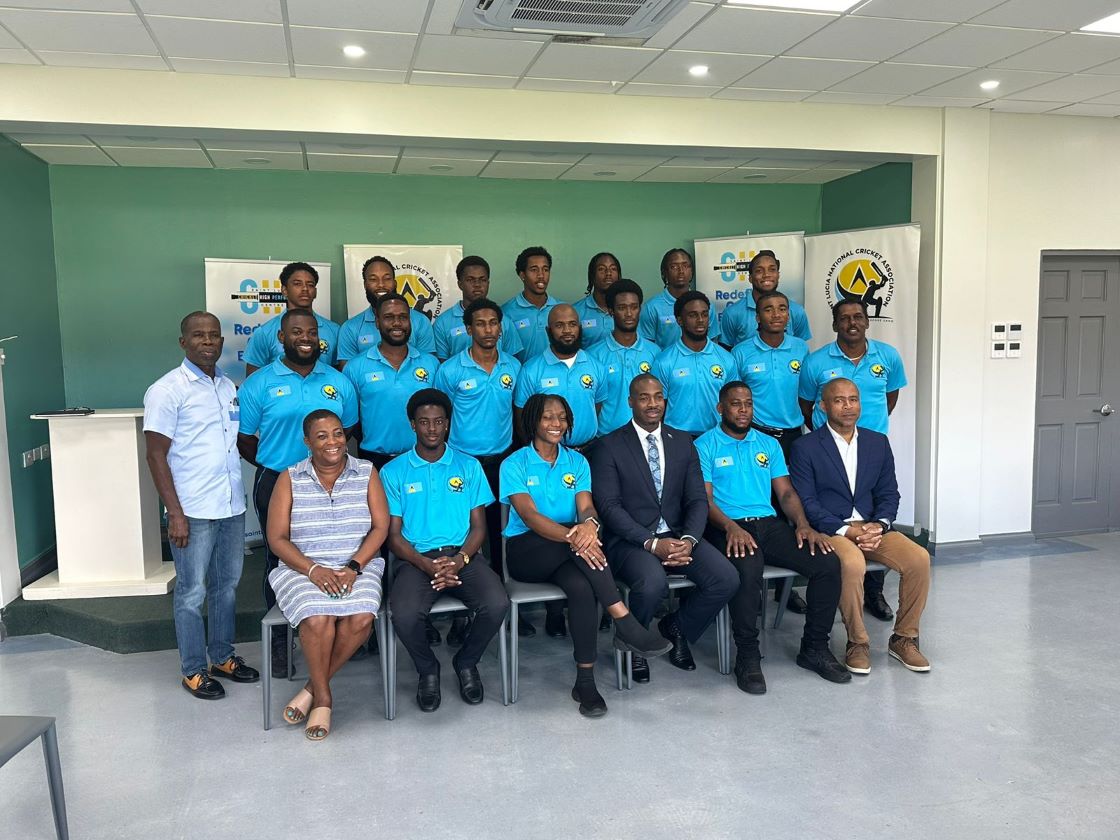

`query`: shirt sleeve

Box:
[797,355,820,402]
[501,317,524,358]
[433,361,452,395]
[433,316,452,360]
[142,382,178,438]
[885,345,908,391]
[695,436,713,483]
[337,376,359,428]
[319,321,340,366]
[720,305,740,349]
[238,377,262,436]
[498,451,524,504]
[381,464,402,517]
[637,304,657,342]
[768,437,789,479]
[592,358,608,405]
[513,359,534,408]
[242,326,275,368]
[792,306,812,341]
[412,313,436,355]
[573,452,592,493]
[336,320,359,362]
[469,458,495,508]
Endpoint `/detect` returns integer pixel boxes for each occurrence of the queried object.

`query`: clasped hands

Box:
[308,564,357,598]
[566,521,607,570]
[649,537,693,567]
[843,521,885,553]
[425,555,466,591]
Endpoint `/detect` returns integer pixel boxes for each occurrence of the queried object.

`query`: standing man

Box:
[243,262,339,376]
[342,293,441,471]
[338,256,435,365]
[798,299,907,622]
[790,378,931,675]
[590,279,659,436]
[502,246,561,361]
[573,251,621,348]
[696,381,848,695]
[237,308,359,671]
[381,389,510,712]
[591,374,739,684]
[433,256,523,360]
[639,248,721,348]
[719,251,812,349]
[144,312,260,698]
[653,291,738,437]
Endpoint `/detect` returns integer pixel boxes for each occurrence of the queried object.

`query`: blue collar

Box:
[406,444,455,468]
[181,358,223,382]
[543,347,586,366]
[750,333,792,352]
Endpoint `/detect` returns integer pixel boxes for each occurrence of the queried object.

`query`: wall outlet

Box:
[36,444,50,461]
[21,450,35,468]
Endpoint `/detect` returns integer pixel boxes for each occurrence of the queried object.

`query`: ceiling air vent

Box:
[456,0,691,38]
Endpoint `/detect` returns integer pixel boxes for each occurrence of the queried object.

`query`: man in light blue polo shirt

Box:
[382,389,510,712]
[243,261,340,375]
[573,251,621,348]
[343,293,440,471]
[502,245,561,361]
[720,251,812,349]
[590,278,659,436]
[433,256,523,361]
[653,291,738,436]
[337,255,436,363]
[639,248,722,348]
[145,311,259,700]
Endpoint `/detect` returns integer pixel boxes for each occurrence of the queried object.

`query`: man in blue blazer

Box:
[591,373,738,683]
[789,377,931,675]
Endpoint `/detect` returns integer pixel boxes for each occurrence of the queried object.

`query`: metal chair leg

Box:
[510,603,520,704]
[41,722,69,840]
[499,616,510,706]
[261,618,272,731]
[377,612,391,720]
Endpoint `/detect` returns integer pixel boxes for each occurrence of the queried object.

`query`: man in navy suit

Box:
[789,378,931,675]
[591,373,738,683]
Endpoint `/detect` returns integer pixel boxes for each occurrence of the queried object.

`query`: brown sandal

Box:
[283,687,313,725]
[305,707,331,741]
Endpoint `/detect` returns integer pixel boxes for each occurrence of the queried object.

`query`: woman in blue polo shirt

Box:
[500,393,671,717]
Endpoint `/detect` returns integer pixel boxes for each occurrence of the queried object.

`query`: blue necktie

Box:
[646,433,662,499]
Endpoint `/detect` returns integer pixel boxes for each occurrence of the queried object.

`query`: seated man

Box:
[591,373,738,684]
[789,377,931,675]
[696,381,848,694]
[381,389,511,712]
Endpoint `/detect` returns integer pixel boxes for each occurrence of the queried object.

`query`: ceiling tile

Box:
[294,64,405,83]
[733,56,872,89]
[306,153,396,173]
[559,163,656,181]
[919,67,1062,97]
[787,17,953,61]
[0,26,20,49]
[22,144,116,165]
[401,147,494,160]
[713,87,813,101]
[971,0,1120,30]
[1049,102,1120,116]
[8,133,93,145]
[804,91,903,104]
[665,154,751,166]
[1,0,133,10]
[746,157,834,168]
[831,62,970,95]
[0,48,38,64]
[892,24,1058,66]
[289,26,416,69]
[992,33,1120,73]
[286,0,429,32]
[674,7,835,54]
[1081,56,1120,75]
[781,168,860,183]
[618,82,721,97]
[1085,88,1120,104]
[637,165,735,182]
[707,167,805,183]
[89,135,198,148]
[169,57,289,76]
[981,99,1065,112]
[516,77,618,93]
[479,160,571,180]
[892,94,990,107]
[102,146,211,167]
[202,140,301,152]
[305,141,400,155]
[851,0,1004,22]
[580,153,670,166]
[135,0,282,23]
[525,43,658,82]
[38,51,167,69]
[492,150,584,163]
[409,71,517,88]
[413,33,542,76]
[208,149,304,169]
[148,16,286,62]
[396,157,488,177]
[1006,73,1120,101]
[643,1,718,49]
[0,9,157,54]
[632,49,770,86]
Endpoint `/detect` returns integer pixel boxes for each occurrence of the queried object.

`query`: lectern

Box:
[24,409,175,599]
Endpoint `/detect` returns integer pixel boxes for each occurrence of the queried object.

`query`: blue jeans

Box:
[170,514,245,677]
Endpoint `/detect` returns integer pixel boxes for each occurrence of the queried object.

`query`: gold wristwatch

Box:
[459,551,471,565]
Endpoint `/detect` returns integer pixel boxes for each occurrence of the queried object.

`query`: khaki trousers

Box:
[827,531,930,644]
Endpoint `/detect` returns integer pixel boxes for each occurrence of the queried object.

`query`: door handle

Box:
[1094,403,1114,416]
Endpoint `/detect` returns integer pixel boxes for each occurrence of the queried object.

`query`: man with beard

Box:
[640,248,721,349]
[590,279,658,436]
[653,291,738,437]
[433,256,523,360]
[338,256,435,365]
[573,252,621,349]
[719,251,812,349]
[696,382,847,695]
[503,246,562,362]
[244,262,339,375]
[237,308,358,671]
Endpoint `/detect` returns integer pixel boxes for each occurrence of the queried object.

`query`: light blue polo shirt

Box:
[589,333,659,435]
[342,345,440,455]
[337,307,436,362]
[239,359,358,471]
[500,444,591,538]
[502,292,561,361]
[720,295,812,348]
[432,301,523,360]
[381,445,493,553]
[242,311,340,368]
[433,349,521,457]
[638,288,721,349]
[572,294,612,348]
[143,360,245,519]
[653,340,738,435]
[696,426,787,520]
[732,334,809,429]
[799,339,907,434]
[514,349,607,446]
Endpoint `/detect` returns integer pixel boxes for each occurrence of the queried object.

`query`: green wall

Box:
[49,167,824,407]
[821,163,912,232]
[0,139,65,568]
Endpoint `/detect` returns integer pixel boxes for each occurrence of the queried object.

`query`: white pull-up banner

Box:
[343,244,463,320]
[693,231,806,318]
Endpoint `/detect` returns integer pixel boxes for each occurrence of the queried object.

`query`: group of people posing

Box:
[143,246,931,741]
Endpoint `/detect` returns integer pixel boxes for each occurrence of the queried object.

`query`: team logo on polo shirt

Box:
[562,473,577,490]
[321,384,339,401]
[710,365,726,380]
[319,339,329,353]
[639,361,652,374]
[414,367,430,383]
[448,476,464,492]
[755,452,770,468]
[789,359,801,373]
[500,373,514,390]
[870,363,887,378]
[272,385,292,398]
[823,249,895,322]
[580,374,595,389]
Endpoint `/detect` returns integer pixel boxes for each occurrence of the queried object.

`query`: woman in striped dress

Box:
[267,408,389,740]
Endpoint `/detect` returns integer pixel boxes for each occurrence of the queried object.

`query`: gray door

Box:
[1033,254,1120,536]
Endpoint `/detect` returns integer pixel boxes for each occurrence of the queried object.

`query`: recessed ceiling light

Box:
[742,173,767,180]
[593,171,617,177]
[726,0,861,11]
[342,44,366,58]
[689,65,709,77]
[429,164,454,171]
[1082,12,1120,34]
[243,157,270,165]
[979,80,1000,91]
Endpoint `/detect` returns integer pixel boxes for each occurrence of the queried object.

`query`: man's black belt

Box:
[751,422,800,439]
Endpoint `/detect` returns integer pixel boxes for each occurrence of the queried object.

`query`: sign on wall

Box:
[343,244,463,320]
[694,231,806,317]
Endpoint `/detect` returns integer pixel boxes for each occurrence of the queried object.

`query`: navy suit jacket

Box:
[788,424,901,536]
[590,422,708,550]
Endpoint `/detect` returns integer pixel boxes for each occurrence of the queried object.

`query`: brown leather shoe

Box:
[888,634,930,672]
[845,641,871,674]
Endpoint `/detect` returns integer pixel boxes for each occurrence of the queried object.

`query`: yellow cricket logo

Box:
[710,365,725,380]
[755,452,770,468]
[789,359,801,373]
[639,361,652,374]
[448,476,464,492]
[415,367,430,383]
[321,385,338,400]
[562,473,577,489]
[500,373,513,390]
[318,339,328,353]
[870,363,886,378]
[580,374,594,389]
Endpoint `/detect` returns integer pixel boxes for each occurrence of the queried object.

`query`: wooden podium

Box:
[24,409,175,599]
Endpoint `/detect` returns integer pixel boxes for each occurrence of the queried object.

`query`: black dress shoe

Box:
[865,592,894,622]
[456,666,484,705]
[630,654,650,683]
[517,614,536,637]
[447,615,471,647]
[657,614,696,671]
[416,673,441,712]
[425,617,442,646]
[545,611,568,638]
[209,655,260,683]
[182,672,225,700]
[795,644,852,684]
[778,588,808,615]
[734,654,767,695]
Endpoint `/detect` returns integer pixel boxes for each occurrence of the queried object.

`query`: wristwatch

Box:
[681,535,699,547]
[459,551,471,566]
[585,516,601,531]
[346,560,362,575]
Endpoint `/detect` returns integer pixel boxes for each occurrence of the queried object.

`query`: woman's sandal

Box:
[305,707,331,741]
[283,687,313,725]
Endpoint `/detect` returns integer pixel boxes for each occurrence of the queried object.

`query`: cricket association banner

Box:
[694,231,806,319]
[343,244,463,320]
[803,224,920,527]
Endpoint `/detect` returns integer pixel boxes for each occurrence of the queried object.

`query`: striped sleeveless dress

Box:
[268,455,385,626]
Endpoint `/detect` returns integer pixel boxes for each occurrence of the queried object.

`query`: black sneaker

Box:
[208,654,260,683]
[182,672,225,700]
[796,644,852,684]
[734,654,767,695]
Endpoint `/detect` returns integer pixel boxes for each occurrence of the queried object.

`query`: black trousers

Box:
[704,516,840,654]
[252,466,281,610]
[389,549,510,677]
[507,531,622,664]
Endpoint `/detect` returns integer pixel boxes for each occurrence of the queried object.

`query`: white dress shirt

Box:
[632,420,669,533]
[827,423,866,536]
